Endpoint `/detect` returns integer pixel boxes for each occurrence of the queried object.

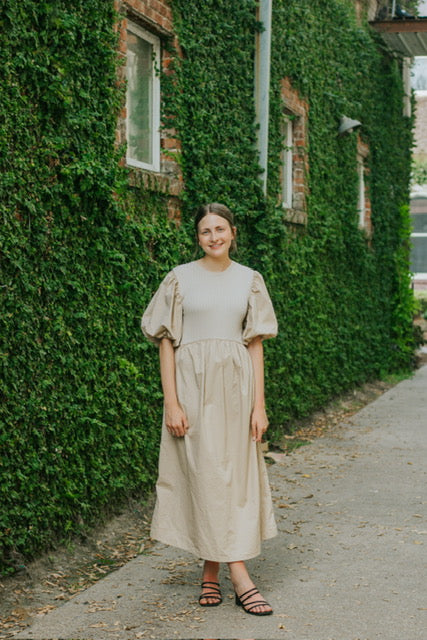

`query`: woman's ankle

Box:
[227,560,252,591]
[202,560,220,583]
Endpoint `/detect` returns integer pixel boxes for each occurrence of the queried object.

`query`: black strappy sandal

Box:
[235,586,273,616]
[198,581,223,607]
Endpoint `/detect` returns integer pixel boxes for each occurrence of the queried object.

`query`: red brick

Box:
[161,138,178,150]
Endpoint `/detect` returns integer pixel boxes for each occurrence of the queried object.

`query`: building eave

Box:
[370,18,427,56]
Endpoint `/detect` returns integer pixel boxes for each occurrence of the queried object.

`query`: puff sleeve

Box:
[242,271,278,345]
[141,271,183,347]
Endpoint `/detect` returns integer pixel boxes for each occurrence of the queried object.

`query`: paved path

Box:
[15,366,427,640]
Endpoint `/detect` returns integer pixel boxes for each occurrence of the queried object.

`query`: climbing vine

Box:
[0,0,415,571]
[167,0,415,425]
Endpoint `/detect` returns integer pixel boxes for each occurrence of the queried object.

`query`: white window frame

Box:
[411,232,427,281]
[281,116,293,209]
[410,194,427,281]
[357,157,366,228]
[126,22,161,172]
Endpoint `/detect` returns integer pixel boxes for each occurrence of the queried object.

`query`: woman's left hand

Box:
[250,405,269,442]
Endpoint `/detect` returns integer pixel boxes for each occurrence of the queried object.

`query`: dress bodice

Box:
[141,260,277,348]
[173,261,253,345]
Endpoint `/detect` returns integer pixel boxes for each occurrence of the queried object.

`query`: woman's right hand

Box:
[164,402,189,437]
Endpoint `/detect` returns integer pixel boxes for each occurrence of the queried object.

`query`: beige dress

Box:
[141,260,278,561]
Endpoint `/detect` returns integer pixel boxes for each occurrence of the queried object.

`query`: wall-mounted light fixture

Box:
[338,116,362,135]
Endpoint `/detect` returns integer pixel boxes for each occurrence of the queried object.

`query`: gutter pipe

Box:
[255,0,272,195]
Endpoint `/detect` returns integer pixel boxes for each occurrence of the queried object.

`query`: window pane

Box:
[412,213,427,233]
[281,119,293,208]
[357,160,365,227]
[126,32,153,165]
[410,237,427,273]
[411,198,427,232]
[411,56,427,91]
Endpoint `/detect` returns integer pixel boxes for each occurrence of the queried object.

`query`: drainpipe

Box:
[255,0,272,195]
[402,57,412,117]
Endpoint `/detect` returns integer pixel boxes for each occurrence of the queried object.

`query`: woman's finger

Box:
[251,420,257,441]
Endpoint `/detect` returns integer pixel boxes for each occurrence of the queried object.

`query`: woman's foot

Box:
[198,581,222,607]
[228,560,273,615]
[235,586,272,616]
[199,560,222,606]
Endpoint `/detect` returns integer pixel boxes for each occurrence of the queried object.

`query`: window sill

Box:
[127,165,183,197]
[283,207,307,226]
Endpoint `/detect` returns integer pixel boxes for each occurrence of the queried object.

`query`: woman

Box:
[141,203,278,616]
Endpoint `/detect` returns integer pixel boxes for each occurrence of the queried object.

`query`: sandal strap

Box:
[200,582,221,594]
[201,581,220,590]
[199,593,221,601]
[244,599,270,611]
[238,587,270,611]
[199,581,222,602]
[239,587,260,604]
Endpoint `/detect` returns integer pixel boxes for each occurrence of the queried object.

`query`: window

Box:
[410,196,427,282]
[357,156,366,228]
[279,78,308,225]
[281,116,293,209]
[126,22,160,172]
[356,138,371,235]
[411,56,427,92]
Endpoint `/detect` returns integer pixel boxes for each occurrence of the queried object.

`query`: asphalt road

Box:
[14,365,427,640]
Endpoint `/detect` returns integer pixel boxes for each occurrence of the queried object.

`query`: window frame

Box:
[410,194,427,280]
[281,116,293,210]
[357,155,366,229]
[125,21,161,173]
[356,137,371,235]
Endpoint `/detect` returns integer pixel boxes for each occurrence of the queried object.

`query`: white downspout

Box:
[255,0,272,195]
[402,57,412,117]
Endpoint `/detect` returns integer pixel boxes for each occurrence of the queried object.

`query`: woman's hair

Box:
[194,203,237,252]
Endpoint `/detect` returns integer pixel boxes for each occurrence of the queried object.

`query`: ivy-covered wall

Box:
[0,0,415,571]
[166,0,415,419]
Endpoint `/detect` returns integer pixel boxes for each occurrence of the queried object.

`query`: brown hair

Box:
[194,203,237,253]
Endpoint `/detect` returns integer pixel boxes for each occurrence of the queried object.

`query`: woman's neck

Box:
[198,255,232,272]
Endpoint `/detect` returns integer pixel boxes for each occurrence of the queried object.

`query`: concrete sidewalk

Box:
[15,366,427,640]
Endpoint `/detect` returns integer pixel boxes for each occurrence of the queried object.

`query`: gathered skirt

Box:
[150,338,277,561]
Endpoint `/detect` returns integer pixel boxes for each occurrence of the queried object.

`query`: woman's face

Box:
[197,213,236,260]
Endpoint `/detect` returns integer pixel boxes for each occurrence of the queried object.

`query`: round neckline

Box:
[193,259,235,274]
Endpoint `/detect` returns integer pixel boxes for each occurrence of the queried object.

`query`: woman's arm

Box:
[159,338,189,437]
[247,336,269,443]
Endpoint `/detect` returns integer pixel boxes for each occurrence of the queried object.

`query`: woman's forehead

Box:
[197,213,230,229]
